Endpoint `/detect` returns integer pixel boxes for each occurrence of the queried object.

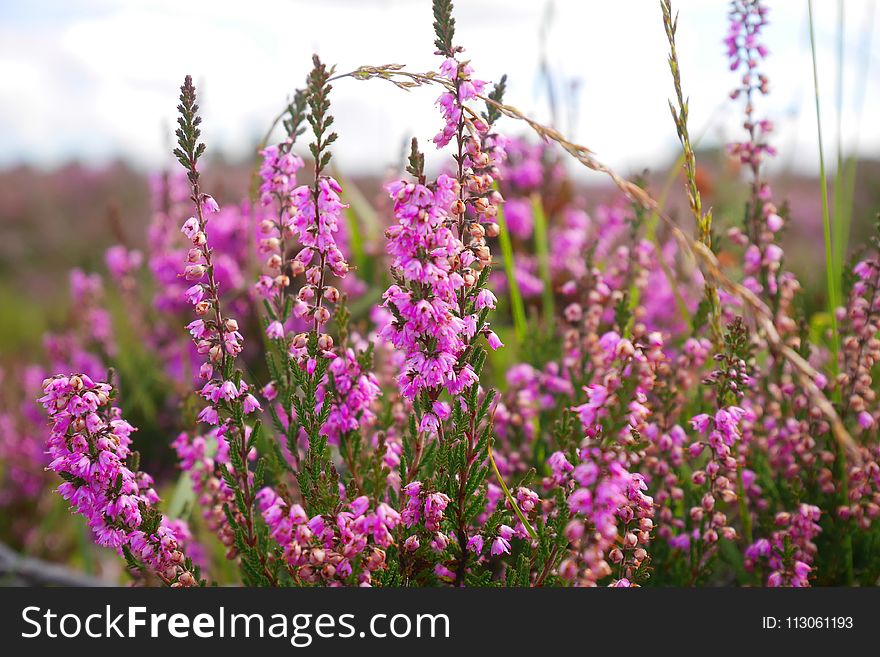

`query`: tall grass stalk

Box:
[808,0,841,376]
[661,0,721,344]
[495,186,528,344]
[839,1,875,266]
[530,193,555,335]
[808,0,852,585]
[832,0,847,297]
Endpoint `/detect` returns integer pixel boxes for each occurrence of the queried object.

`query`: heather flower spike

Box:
[174,74,277,586]
[40,374,202,587]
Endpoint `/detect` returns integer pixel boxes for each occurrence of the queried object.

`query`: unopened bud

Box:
[469,223,485,238]
[314,306,331,324]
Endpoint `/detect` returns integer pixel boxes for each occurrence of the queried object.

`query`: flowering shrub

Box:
[5,0,880,588]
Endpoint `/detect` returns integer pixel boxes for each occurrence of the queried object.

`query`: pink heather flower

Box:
[466,535,484,554]
[432,401,451,420]
[764,243,783,264]
[548,451,574,483]
[430,532,449,552]
[261,382,277,401]
[105,245,143,279]
[242,394,261,414]
[198,405,219,425]
[185,284,204,305]
[290,177,349,273]
[491,535,511,556]
[381,176,470,401]
[266,321,285,340]
[486,330,503,350]
[420,412,440,435]
[714,406,745,444]
[40,375,195,585]
[690,414,712,433]
[475,289,498,310]
[257,486,397,584]
[573,462,598,487]
[219,380,239,401]
[186,319,208,339]
[258,141,304,207]
[181,217,200,240]
[433,564,456,582]
[516,487,539,513]
[503,198,533,238]
[202,195,220,214]
[316,348,382,444]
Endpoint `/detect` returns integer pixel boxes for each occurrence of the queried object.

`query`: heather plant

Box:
[7,0,880,588]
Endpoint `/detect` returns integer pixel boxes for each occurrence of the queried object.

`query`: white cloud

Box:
[0,0,877,177]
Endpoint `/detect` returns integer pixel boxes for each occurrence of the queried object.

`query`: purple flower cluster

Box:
[401,481,450,532]
[40,374,196,586]
[288,177,349,328]
[434,58,486,148]
[381,175,474,433]
[257,487,400,585]
[725,0,774,168]
[172,429,238,558]
[255,138,306,326]
[316,347,382,444]
[746,504,821,587]
[686,407,747,545]
[554,449,654,587]
[179,197,261,427]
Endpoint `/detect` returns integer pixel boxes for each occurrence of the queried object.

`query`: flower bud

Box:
[290,259,306,276]
[314,306,331,324]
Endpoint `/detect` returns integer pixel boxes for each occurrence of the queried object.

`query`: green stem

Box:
[495,187,527,344]
[531,193,555,335]
[809,0,852,585]
[838,1,875,275]
[487,439,537,539]
[808,0,841,376]
[832,0,846,297]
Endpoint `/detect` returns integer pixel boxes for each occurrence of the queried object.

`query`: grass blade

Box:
[495,186,527,344]
[809,0,852,586]
[530,193,555,335]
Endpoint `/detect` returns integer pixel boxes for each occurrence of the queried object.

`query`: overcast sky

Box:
[1,0,878,178]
